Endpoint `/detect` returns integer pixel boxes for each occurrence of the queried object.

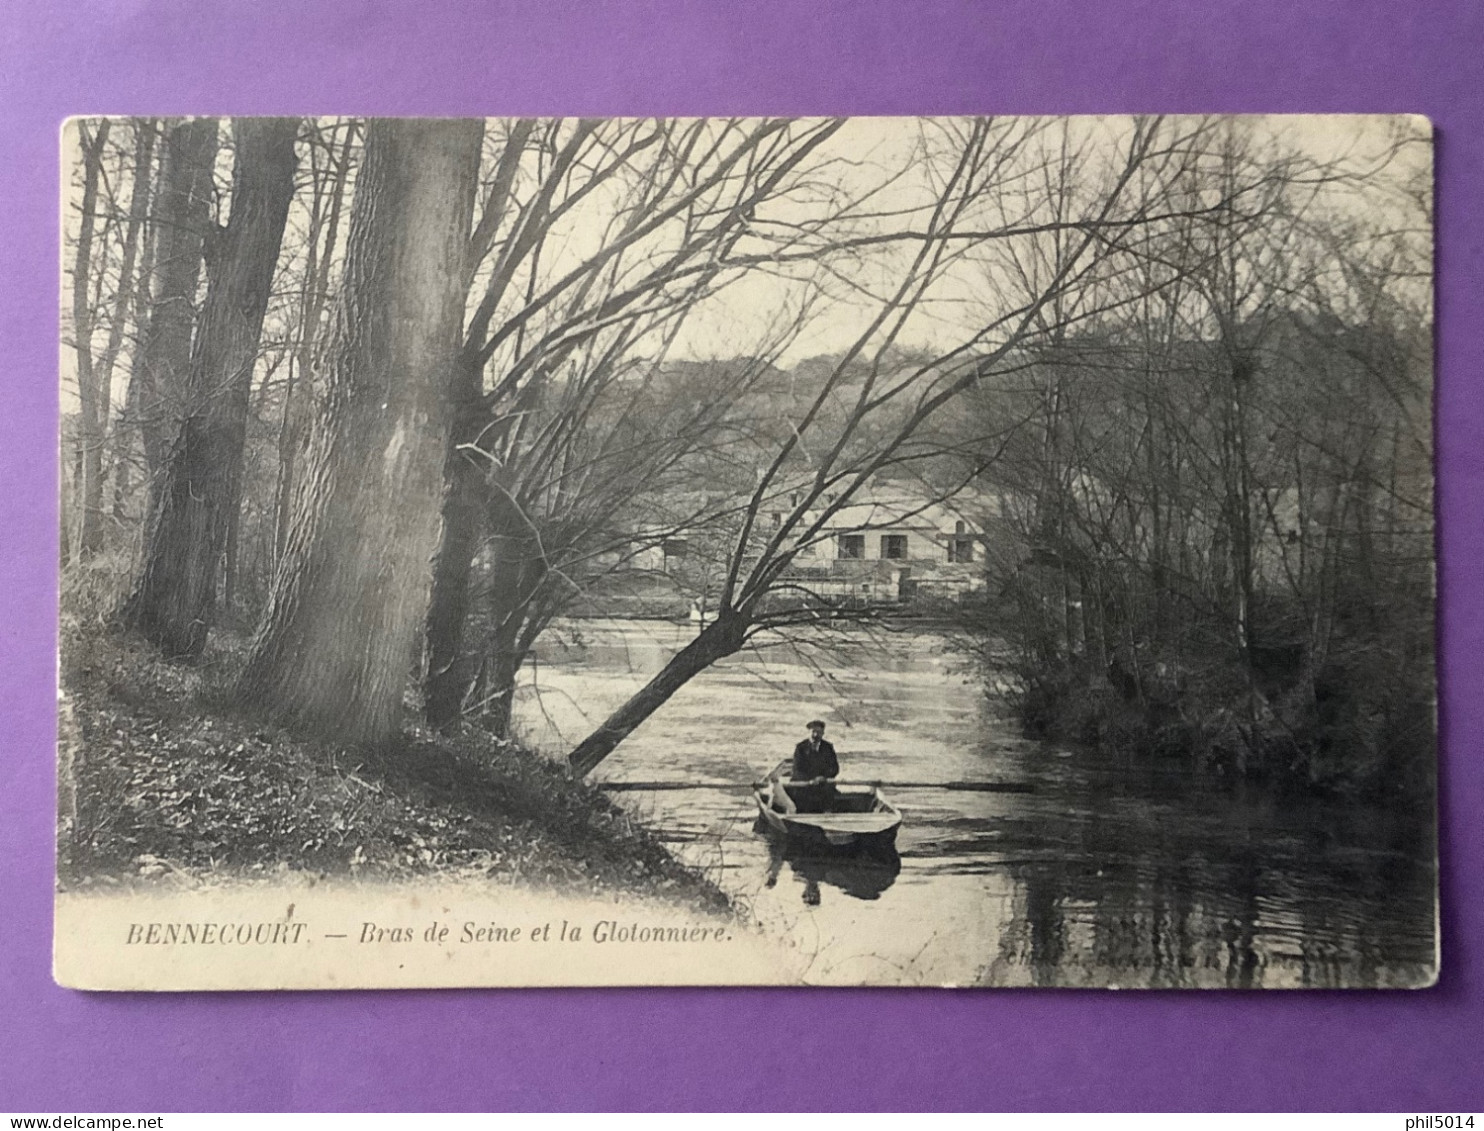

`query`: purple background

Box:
[3,0,1480,1112]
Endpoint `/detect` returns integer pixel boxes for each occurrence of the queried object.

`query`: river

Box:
[513,619,1437,988]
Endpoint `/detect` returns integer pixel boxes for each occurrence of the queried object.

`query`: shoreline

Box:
[558,610,974,632]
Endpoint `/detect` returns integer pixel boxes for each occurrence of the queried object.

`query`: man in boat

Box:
[774,719,839,814]
[793,719,839,782]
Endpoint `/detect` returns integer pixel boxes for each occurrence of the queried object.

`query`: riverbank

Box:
[565,584,978,630]
[58,624,730,910]
[1000,648,1436,808]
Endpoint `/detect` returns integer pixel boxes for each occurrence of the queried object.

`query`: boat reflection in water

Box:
[757,821,902,906]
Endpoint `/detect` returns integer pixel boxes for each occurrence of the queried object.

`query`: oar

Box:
[883,781,1036,793]
[597,779,1034,793]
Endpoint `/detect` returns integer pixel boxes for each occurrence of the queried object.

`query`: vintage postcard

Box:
[56,115,1437,990]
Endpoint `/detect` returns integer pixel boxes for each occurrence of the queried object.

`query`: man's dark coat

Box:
[791,737,839,781]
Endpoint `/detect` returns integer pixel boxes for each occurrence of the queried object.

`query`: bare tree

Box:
[65,120,111,562]
[968,119,1433,791]
[119,118,221,502]
[120,118,300,657]
[76,119,158,554]
[273,119,358,563]
[563,116,1223,775]
[422,117,851,728]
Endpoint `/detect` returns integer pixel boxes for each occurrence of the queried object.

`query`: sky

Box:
[663,114,1431,365]
[59,113,1431,415]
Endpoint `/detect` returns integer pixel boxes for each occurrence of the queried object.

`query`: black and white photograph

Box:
[55,114,1436,990]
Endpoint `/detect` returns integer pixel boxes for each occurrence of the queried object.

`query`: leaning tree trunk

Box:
[120,117,300,658]
[567,609,750,776]
[235,118,484,747]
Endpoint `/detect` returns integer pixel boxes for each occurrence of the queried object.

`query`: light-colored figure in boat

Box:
[769,776,798,815]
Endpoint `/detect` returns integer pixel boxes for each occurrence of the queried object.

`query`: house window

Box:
[948,537,974,563]
[955,520,967,534]
[837,534,865,559]
[662,538,689,572]
[881,534,908,560]
[770,512,782,529]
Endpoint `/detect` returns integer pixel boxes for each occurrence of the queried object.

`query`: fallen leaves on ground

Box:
[58,626,727,910]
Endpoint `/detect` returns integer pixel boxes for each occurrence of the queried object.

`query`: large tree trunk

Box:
[473,523,551,736]
[275,120,355,563]
[422,354,487,728]
[128,118,221,495]
[481,627,524,737]
[421,127,533,729]
[120,118,300,657]
[567,609,749,776]
[235,118,484,747]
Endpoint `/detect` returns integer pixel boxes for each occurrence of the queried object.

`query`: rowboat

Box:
[752,761,902,853]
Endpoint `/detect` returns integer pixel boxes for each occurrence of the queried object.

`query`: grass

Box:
[58,622,731,911]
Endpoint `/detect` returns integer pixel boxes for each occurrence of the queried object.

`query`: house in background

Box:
[608,486,993,613]
[775,490,992,605]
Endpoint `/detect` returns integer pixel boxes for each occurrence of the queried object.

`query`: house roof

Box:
[818,492,987,534]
